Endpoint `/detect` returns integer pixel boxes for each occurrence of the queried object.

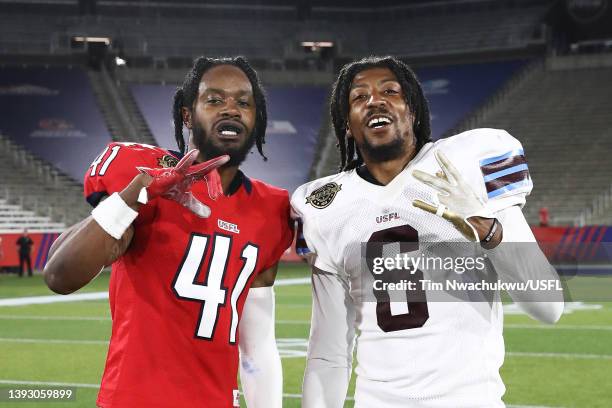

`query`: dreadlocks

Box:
[330,56,432,171]
[172,56,267,160]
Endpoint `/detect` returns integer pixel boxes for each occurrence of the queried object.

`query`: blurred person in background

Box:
[539,206,549,227]
[16,229,33,277]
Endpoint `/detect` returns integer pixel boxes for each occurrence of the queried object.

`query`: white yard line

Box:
[4,315,610,333]
[0,381,346,401]
[282,393,355,400]
[0,337,308,359]
[0,379,99,389]
[0,315,110,321]
[2,336,610,362]
[278,321,612,331]
[0,277,311,307]
[274,278,310,286]
[505,324,612,331]
[278,304,311,308]
[0,381,561,407]
[0,337,108,345]
[1,317,610,333]
[0,292,108,307]
[507,351,612,360]
[276,319,309,324]
[504,302,603,315]
[507,406,563,408]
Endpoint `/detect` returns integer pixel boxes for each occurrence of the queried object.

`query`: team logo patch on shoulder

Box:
[158,154,179,168]
[306,182,342,209]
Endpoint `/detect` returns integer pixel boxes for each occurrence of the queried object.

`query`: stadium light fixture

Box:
[301,41,334,52]
[115,56,127,66]
[73,36,111,45]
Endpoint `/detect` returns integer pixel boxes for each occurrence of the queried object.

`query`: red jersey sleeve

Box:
[83,142,177,207]
[261,189,294,271]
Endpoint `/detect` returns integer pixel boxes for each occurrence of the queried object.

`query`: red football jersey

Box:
[84,143,293,408]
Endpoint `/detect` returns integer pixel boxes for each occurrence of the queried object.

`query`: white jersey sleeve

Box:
[486,206,564,323]
[302,268,356,408]
[436,128,533,215]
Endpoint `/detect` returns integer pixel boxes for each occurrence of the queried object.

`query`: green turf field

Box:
[1,265,611,407]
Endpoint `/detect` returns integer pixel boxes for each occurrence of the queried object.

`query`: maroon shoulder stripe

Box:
[485,169,530,193]
[481,154,527,175]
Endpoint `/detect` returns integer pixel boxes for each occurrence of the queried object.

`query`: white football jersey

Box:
[292,128,533,407]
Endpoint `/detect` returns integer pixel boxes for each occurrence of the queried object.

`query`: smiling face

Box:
[347,67,416,163]
[183,64,256,166]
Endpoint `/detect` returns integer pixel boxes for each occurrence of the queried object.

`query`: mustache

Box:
[191,122,255,167]
[365,107,394,121]
[213,118,247,133]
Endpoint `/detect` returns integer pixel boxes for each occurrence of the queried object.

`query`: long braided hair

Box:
[172,56,267,159]
[330,56,432,171]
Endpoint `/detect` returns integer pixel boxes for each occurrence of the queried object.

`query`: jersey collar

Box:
[356,165,384,186]
[227,169,252,196]
[355,143,433,187]
[350,142,434,203]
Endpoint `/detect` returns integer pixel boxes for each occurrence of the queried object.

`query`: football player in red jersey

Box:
[43,57,293,408]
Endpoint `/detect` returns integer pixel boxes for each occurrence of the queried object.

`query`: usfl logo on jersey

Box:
[306,182,342,209]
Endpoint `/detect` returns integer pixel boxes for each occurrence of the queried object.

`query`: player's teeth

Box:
[368,117,390,127]
[221,130,237,136]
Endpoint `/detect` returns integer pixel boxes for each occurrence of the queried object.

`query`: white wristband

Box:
[91,192,139,240]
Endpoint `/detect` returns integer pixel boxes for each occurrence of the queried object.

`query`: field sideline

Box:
[1,264,611,407]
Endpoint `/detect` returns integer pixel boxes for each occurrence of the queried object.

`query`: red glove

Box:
[137,149,229,217]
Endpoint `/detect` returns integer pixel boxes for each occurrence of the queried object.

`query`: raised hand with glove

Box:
[135,149,229,218]
[412,150,502,246]
[44,148,229,294]
[91,149,228,240]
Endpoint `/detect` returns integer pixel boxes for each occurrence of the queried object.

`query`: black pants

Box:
[19,253,32,277]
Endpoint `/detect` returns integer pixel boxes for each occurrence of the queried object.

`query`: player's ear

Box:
[181,107,193,130]
[345,122,353,139]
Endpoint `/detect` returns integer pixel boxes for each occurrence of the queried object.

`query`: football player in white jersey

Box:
[292,56,564,408]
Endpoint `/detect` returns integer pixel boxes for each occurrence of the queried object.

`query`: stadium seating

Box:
[0,4,546,59]
[454,54,612,225]
[0,13,56,55]
[338,6,547,57]
[0,198,64,233]
[87,67,156,144]
[0,135,80,229]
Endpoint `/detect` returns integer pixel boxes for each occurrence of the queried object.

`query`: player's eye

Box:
[352,94,367,102]
[207,97,222,104]
[238,100,250,107]
[384,89,399,95]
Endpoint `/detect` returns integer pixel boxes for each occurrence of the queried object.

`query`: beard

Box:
[357,129,408,163]
[191,122,255,167]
